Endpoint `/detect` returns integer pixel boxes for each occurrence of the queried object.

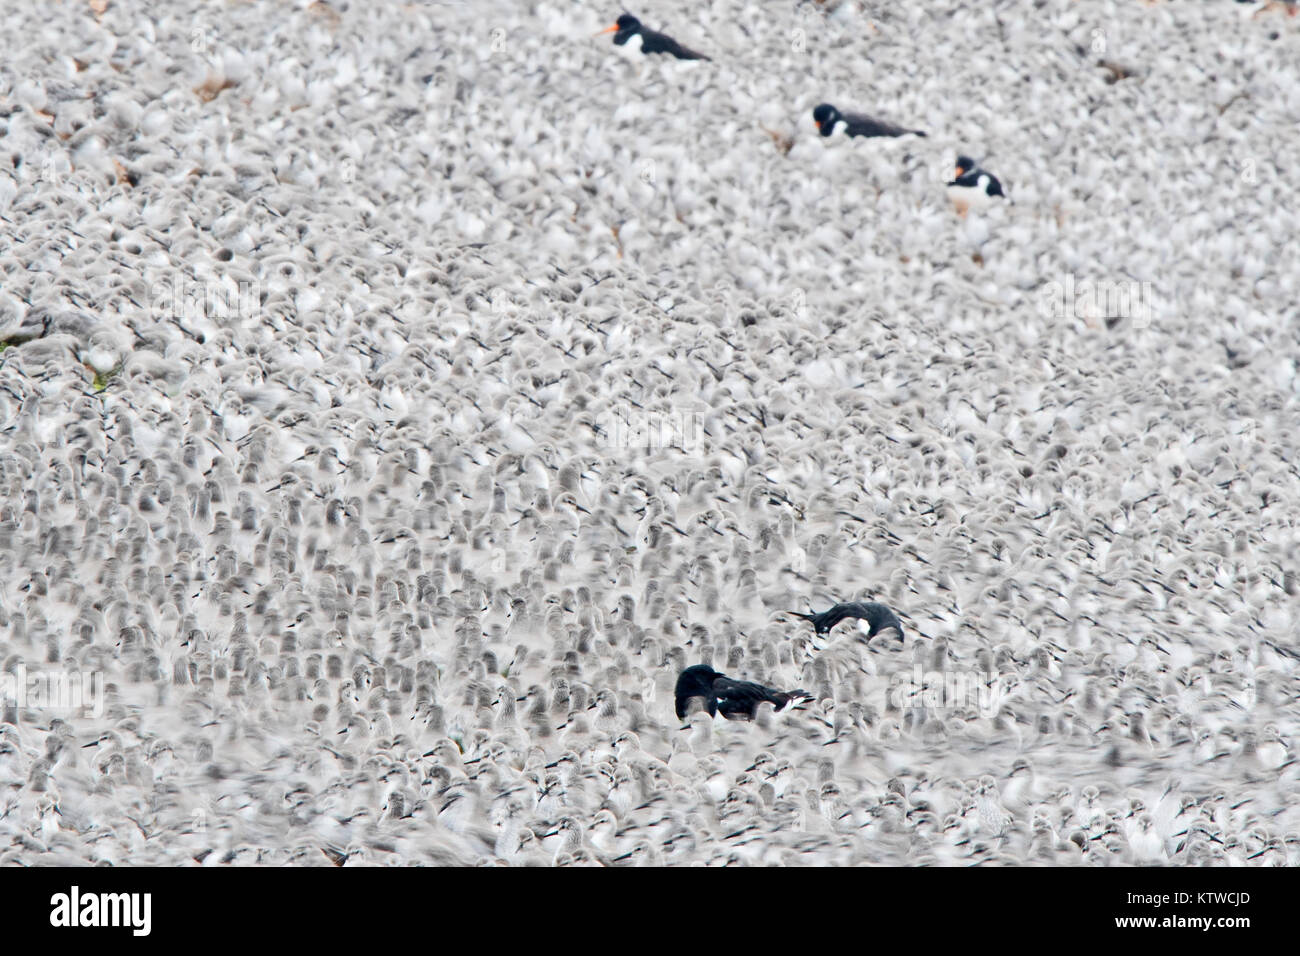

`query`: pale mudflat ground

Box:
[0,0,1297,865]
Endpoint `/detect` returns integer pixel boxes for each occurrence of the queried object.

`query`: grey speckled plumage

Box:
[0,0,1295,868]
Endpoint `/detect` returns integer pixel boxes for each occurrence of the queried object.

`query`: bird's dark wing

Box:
[710,677,794,720]
[842,602,904,637]
[794,602,903,637]
[841,112,925,138]
[791,608,848,634]
[948,170,1006,197]
[641,28,711,60]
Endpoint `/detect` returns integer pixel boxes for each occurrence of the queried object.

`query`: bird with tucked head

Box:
[596,13,712,60]
[947,155,1008,217]
[674,664,811,721]
[812,103,926,139]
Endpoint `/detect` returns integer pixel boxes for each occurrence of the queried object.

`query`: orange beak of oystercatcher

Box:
[595,23,619,36]
[814,120,822,131]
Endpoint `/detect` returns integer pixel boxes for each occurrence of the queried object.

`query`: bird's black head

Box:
[812,103,840,136]
[954,155,976,178]
[600,13,642,43]
[674,665,721,720]
[677,664,721,690]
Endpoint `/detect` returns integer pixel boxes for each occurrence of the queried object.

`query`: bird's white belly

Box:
[615,32,644,60]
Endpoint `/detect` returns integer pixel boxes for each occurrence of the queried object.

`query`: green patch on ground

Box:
[92,367,121,392]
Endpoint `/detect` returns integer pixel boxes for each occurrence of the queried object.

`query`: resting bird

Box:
[947,155,1007,217]
[597,13,712,61]
[674,665,812,721]
[790,602,904,639]
[812,103,926,139]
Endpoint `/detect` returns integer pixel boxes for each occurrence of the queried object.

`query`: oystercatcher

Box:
[596,13,711,61]
[674,665,812,721]
[790,601,904,639]
[947,155,1007,217]
[812,103,926,139]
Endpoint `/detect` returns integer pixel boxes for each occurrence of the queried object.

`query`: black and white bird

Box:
[790,601,904,639]
[811,103,926,140]
[597,13,711,61]
[946,155,1007,216]
[674,665,812,721]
